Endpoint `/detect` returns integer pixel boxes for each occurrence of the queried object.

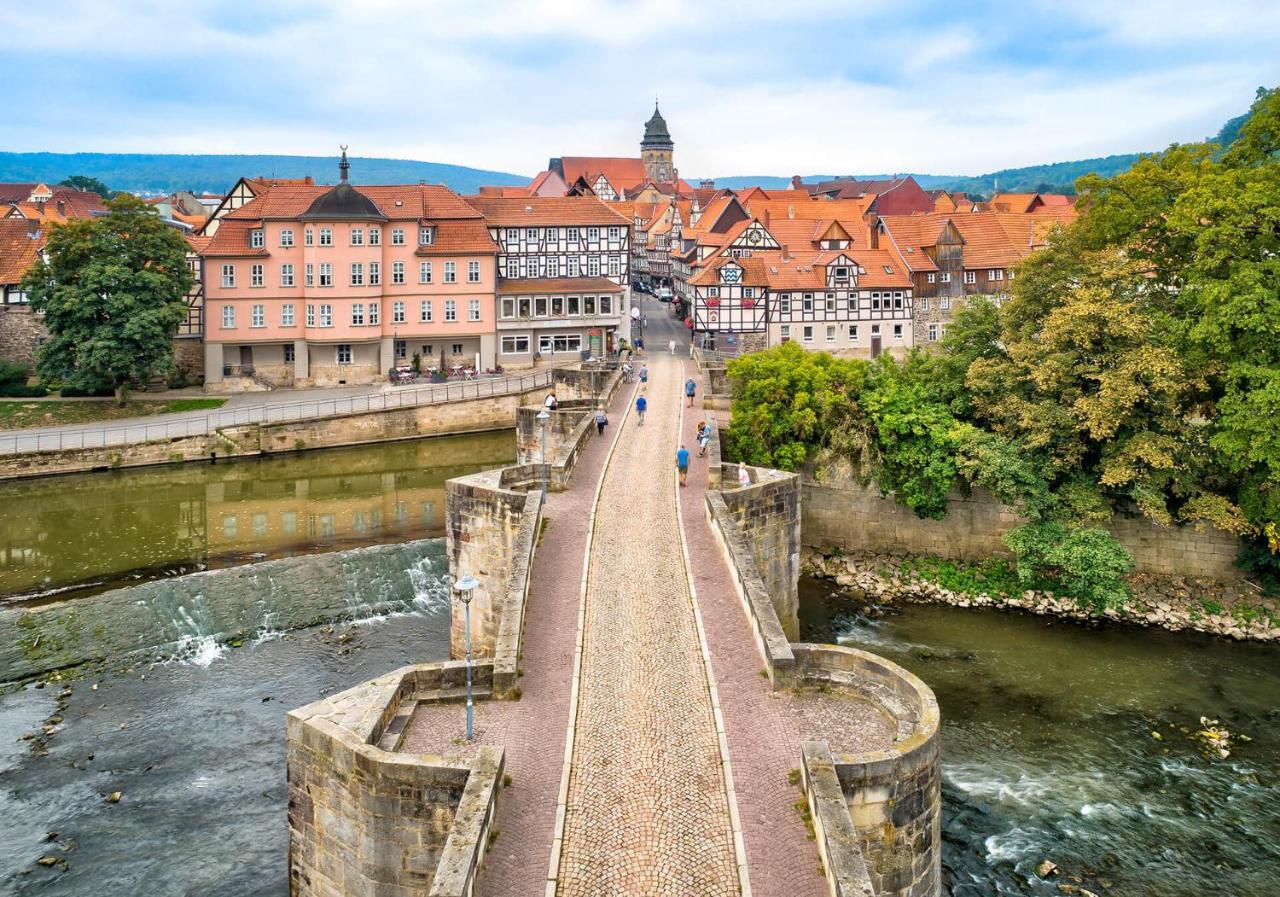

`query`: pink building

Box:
[200,152,499,388]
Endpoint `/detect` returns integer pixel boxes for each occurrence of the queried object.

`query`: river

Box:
[800,578,1280,897]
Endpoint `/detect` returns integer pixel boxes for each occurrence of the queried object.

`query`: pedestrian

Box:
[738,463,751,488]
[635,394,647,425]
[544,390,558,411]
[595,407,608,436]
[636,336,644,353]
[676,444,690,487]
[685,377,697,407]
[669,339,676,356]
[697,422,711,457]
[639,365,648,384]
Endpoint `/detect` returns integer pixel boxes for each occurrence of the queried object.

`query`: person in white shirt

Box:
[544,391,557,411]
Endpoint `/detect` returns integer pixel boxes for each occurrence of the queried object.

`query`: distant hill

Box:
[0,152,531,196]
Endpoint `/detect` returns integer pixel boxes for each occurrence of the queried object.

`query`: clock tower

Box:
[641,101,675,183]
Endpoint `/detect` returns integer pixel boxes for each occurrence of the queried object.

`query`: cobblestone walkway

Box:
[555,351,741,896]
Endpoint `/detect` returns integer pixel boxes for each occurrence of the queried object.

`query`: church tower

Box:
[641,101,674,183]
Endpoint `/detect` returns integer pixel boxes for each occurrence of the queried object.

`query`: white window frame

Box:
[420,300,433,322]
[420,261,432,284]
[964,270,977,284]
[279,229,294,248]
[468,299,481,322]
[319,304,333,327]
[369,262,380,286]
[391,227,405,245]
[319,263,333,287]
[392,300,406,324]
[336,344,352,364]
[282,303,295,326]
[350,228,364,246]
[351,303,365,326]
[467,260,481,283]
[251,304,265,327]
[444,261,457,284]
[280,263,294,287]
[319,228,332,246]
[501,334,530,355]
[221,264,235,288]
[392,261,405,284]
[250,229,264,248]
[250,264,264,288]
[444,299,457,322]
[221,305,235,328]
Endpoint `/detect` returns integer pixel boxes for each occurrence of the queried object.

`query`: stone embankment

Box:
[804,548,1280,642]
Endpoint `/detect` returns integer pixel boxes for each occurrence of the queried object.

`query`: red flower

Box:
[741,298,755,309]
[705,297,721,308]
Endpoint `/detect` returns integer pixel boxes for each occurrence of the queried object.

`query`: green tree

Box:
[58,175,113,198]
[22,195,193,405]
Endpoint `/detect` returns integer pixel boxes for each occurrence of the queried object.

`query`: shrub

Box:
[1005,522,1134,610]
[59,384,115,397]
[0,382,49,397]
[0,361,30,386]
[1235,535,1280,595]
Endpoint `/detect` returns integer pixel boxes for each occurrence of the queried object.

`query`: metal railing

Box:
[692,346,744,367]
[0,369,557,455]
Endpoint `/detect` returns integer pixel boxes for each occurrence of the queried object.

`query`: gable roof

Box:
[463,195,631,227]
[225,183,483,222]
[0,219,47,284]
[555,157,649,194]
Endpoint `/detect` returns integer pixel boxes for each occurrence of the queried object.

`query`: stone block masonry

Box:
[803,459,1245,580]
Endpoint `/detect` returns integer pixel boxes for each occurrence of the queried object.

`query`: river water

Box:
[800,578,1280,897]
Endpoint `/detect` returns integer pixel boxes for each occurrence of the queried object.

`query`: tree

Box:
[58,175,113,199]
[22,194,193,405]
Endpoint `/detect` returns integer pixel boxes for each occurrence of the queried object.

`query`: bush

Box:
[0,382,49,397]
[1005,522,1134,610]
[0,361,30,387]
[1235,535,1280,595]
[59,384,115,397]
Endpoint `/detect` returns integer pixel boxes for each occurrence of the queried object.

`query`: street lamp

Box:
[536,408,550,500]
[454,573,480,741]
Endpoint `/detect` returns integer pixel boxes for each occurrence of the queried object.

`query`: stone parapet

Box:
[286,661,505,897]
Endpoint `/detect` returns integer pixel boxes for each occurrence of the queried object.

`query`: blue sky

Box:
[2,0,1276,177]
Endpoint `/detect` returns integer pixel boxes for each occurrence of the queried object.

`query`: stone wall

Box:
[714,464,801,640]
[0,425,260,481]
[791,644,942,897]
[804,460,1244,580]
[0,306,46,368]
[287,661,504,897]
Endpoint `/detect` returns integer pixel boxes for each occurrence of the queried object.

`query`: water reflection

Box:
[0,431,513,601]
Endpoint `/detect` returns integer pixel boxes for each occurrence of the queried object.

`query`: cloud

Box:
[0,0,1275,177]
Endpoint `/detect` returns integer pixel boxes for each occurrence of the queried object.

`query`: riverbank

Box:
[803,547,1280,642]
[0,397,225,429]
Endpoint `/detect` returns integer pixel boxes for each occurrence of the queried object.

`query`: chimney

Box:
[764,209,771,229]
[781,243,789,261]
[790,175,804,190]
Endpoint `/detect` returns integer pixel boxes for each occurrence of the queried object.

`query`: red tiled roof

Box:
[225,183,483,222]
[463,195,631,226]
[476,185,533,197]
[414,219,500,254]
[496,276,623,295]
[557,157,648,194]
[200,219,270,258]
[0,219,46,285]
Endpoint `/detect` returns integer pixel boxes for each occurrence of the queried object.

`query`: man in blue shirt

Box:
[685,377,697,407]
[676,444,690,486]
[636,394,647,425]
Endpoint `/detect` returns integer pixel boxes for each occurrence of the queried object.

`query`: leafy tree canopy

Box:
[22,194,193,404]
[58,175,112,198]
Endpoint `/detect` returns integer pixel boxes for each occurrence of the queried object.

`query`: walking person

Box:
[697,422,711,457]
[668,339,676,356]
[639,364,648,385]
[595,407,608,436]
[676,444,690,487]
[685,377,697,407]
[738,462,751,488]
[635,393,647,425]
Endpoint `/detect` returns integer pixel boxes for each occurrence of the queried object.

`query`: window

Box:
[928,323,938,341]
[780,325,791,341]
[847,325,859,341]
[347,263,364,286]
[368,227,380,246]
[250,264,264,287]
[989,269,1003,281]
[894,292,904,309]
[420,261,432,284]
[350,228,364,246]
[501,298,515,318]
[1008,270,1016,281]
[587,256,600,276]
[825,294,836,313]
[780,295,791,314]
[826,325,836,342]
[467,261,480,283]
[567,256,579,277]
[893,323,904,338]
[221,305,235,328]
[369,262,380,286]
[280,229,294,248]
[802,293,814,312]
[306,304,315,326]
[802,325,814,342]
[391,227,405,245]
[708,286,719,298]
[584,295,597,315]
[468,299,481,321]
[872,324,881,336]
[351,303,365,325]
[284,343,295,364]
[545,256,560,277]
[369,302,379,325]
[280,263,294,287]
[587,226,599,241]
[392,301,406,324]
[566,295,580,315]
[835,266,849,279]
[608,255,620,276]
[444,299,457,321]
[501,335,530,354]
[419,226,434,246]
[305,229,314,247]
[336,344,352,364]
[419,300,433,322]
[319,263,333,287]
[282,304,295,326]
[319,304,333,326]
[391,261,405,284]
[451,343,464,355]
[940,297,950,311]
[926,272,936,283]
[250,229,264,248]
[743,287,754,299]
[964,271,976,284]
[251,304,265,327]
[940,272,951,283]
[920,297,929,311]
[319,228,332,246]
[394,339,406,359]
[221,264,235,288]
[568,228,579,244]
[444,262,457,283]
[883,265,893,274]
[608,226,620,240]
[599,295,612,315]
[306,263,314,287]
[538,333,582,353]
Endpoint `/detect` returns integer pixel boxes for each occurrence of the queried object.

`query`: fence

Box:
[692,346,743,367]
[0,370,556,455]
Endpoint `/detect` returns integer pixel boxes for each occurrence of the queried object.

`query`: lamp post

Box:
[536,408,550,500]
[454,573,479,741]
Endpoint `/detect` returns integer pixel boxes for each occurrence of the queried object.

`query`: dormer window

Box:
[419,226,435,246]
[835,267,849,279]
[883,265,893,274]
[250,229,264,249]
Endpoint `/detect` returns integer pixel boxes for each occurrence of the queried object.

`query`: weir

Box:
[285,313,943,897]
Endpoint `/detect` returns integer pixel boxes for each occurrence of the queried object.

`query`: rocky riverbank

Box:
[803,548,1280,642]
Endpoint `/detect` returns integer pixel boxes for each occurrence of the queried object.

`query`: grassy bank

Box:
[0,398,225,430]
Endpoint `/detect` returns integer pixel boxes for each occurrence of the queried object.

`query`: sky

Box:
[3,0,1278,178]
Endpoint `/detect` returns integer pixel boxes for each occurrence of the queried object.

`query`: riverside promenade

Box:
[404,298,888,896]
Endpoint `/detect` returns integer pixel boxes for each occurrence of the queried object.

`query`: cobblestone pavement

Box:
[556,347,740,897]
[400,372,633,897]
